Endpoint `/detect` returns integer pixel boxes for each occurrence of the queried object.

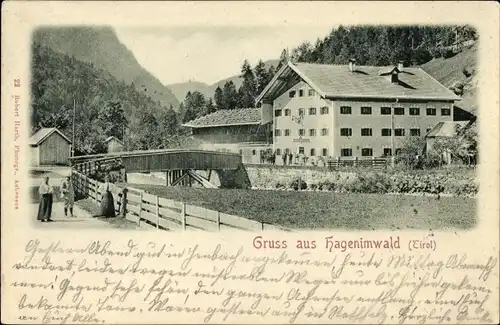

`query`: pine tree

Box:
[222,81,239,110]
[254,60,268,95]
[238,60,257,108]
[214,86,224,110]
[204,98,216,115]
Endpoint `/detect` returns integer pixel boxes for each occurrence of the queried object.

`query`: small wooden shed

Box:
[104,136,124,153]
[29,128,71,166]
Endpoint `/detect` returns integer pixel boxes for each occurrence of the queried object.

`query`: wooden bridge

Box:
[69,149,243,188]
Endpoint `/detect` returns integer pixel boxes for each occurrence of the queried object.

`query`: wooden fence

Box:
[327,157,392,169]
[72,170,288,232]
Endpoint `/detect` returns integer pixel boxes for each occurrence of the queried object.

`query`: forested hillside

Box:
[33,27,179,110]
[31,44,186,155]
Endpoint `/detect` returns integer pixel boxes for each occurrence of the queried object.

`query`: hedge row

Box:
[255,171,477,197]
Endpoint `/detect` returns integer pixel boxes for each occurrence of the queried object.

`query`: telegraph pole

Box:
[72,98,76,157]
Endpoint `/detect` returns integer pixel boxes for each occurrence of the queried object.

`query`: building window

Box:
[320,106,329,115]
[299,147,305,155]
[383,148,392,156]
[308,89,315,96]
[381,128,392,136]
[284,129,291,136]
[381,106,391,115]
[426,107,437,116]
[340,106,352,114]
[361,106,372,115]
[394,107,404,115]
[310,148,316,156]
[441,107,451,116]
[361,148,373,156]
[361,128,372,136]
[308,107,317,115]
[341,148,352,157]
[299,89,304,97]
[340,128,352,136]
[275,129,281,136]
[321,148,328,156]
[252,150,256,155]
[395,128,405,136]
[395,148,402,155]
[289,91,296,98]
[309,129,316,136]
[276,148,281,155]
[298,129,305,136]
[410,107,420,115]
[321,128,329,136]
[298,108,305,117]
[275,109,282,117]
[410,128,421,136]
[284,108,291,116]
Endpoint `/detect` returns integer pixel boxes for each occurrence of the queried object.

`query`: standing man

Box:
[60,175,75,217]
[282,151,287,165]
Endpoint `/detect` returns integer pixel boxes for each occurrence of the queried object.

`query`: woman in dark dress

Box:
[37,176,54,222]
[99,175,116,218]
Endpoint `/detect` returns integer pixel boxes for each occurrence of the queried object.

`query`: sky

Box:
[115,26,333,86]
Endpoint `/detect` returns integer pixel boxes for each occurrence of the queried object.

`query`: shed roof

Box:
[28,128,71,145]
[426,121,471,138]
[182,108,261,128]
[104,136,124,145]
[256,61,461,103]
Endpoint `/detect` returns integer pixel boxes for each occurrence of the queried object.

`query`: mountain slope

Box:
[168,80,211,101]
[168,59,279,102]
[420,43,478,114]
[33,26,179,110]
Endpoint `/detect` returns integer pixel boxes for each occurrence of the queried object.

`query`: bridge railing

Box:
[71,170,288,232]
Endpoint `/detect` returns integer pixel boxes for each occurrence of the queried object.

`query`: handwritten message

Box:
[5,237,497,324]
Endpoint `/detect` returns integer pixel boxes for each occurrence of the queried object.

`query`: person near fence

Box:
[98,175,116,218]
[60,175,75,217]
[288,152,293,165]
[37,176,54,222]
[282,152,287,165]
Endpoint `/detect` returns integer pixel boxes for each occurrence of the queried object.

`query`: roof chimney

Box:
[397,60,404,71]
[348,58,356,72]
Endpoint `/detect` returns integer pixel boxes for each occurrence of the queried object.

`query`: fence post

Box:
[181,203,186,230]
[155,195,159,229]
[94,181,98,203]
[372,156,375,167]
[138,191,143,227]
[120,188,127,217]
[337,156,340,168]
[217,211,220,232]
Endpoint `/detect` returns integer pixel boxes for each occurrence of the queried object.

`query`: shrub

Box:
[290,177,307,191]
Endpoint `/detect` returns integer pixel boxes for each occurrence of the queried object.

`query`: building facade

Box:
[258,61,459,159]
[105,136,125,153]
[183,108,272,164]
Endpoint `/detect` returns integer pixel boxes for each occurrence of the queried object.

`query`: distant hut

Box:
[29,128,71,166]
[104,136,124,153]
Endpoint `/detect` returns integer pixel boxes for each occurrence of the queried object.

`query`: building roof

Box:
[426,121,471,138]
[28,128,71,145]
[104,136,124,145]
[182,108,262,128]
[256,61,461,103]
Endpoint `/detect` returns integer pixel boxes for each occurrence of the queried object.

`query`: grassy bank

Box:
[122,184,476,230]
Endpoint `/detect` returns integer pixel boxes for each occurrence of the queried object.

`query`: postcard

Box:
[1,1,499,324]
